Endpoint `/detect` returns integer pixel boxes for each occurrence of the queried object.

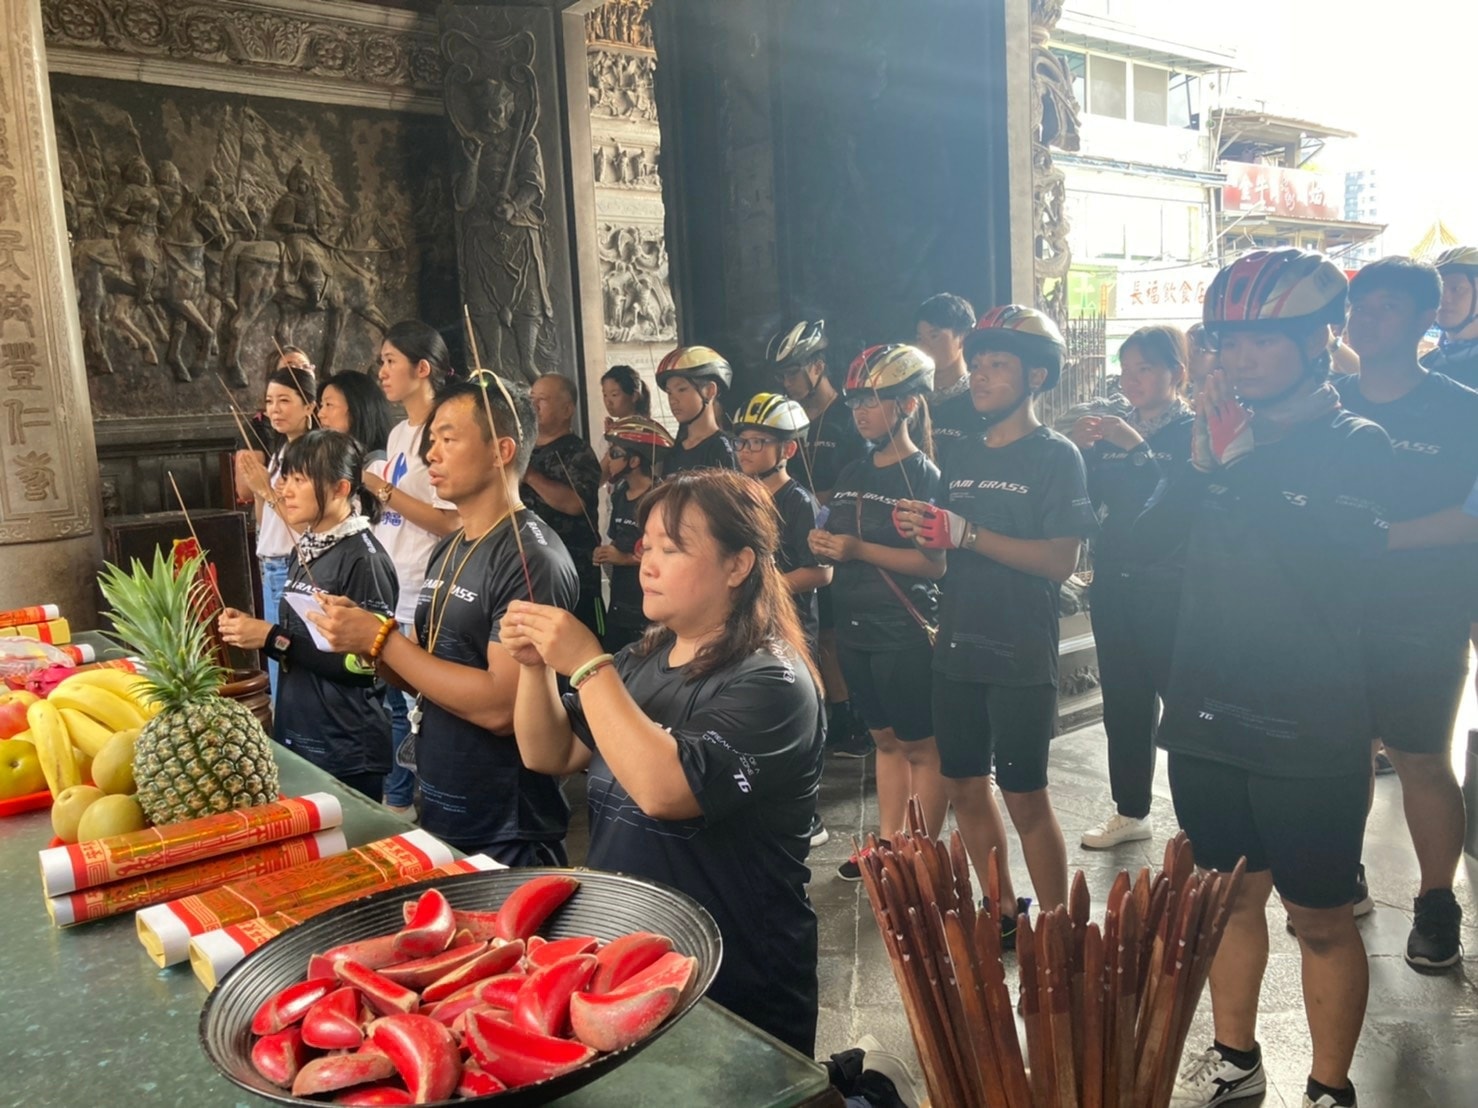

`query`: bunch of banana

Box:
[28,670,156,798]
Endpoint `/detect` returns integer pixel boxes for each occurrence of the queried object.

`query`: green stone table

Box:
[1,747,835,1106]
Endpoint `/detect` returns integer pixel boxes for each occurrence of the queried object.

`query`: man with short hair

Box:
[1338,256,1476,973]
[522,373,602,634]
[915,293,980,468]
[311,379,579,865]
[913,293,976,403]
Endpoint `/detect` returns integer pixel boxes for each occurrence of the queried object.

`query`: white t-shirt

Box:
[372,419,455,622]
[255,450,295,559]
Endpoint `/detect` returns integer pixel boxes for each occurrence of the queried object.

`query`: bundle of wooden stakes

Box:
[856,801,1246,1108]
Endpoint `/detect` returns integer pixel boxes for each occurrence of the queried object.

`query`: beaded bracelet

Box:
[570,652,615,690]
[366,615,399,662]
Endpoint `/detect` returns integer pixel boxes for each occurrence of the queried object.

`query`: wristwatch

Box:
[375,481,394,504]
[962,522,978,550]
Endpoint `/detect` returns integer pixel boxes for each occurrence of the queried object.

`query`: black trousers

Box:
[1089,568,1182,820]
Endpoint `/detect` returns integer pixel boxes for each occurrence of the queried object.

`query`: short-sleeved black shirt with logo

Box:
[414,512,579,855]
[936,427,1098,686]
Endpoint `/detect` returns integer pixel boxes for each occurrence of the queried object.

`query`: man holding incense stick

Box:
[310,378,579,866]
[522,372,603,636]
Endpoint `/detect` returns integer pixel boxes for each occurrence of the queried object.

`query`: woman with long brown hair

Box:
[503,469,824,1056]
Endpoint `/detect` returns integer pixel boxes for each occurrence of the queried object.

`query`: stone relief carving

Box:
[444,16,557,385]
[1029,0,1080,322]
[597,224,675,344]
[54,81,447,411]
[593,140,659,190]
[41,0,444,93]
[588,50,657,124]
[585,0,654,51]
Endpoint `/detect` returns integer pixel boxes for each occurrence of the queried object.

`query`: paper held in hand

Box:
[283,591,331,651]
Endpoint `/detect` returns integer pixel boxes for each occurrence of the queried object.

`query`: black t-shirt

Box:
[521,434,602,615]
[772,478,823,645]
[1085,415,1194,573]
[931,388,986,472]
[667,430,737,475]
[937,427,1097,686]
[274,530,399,780]
[606,479,646,628]
[795,399,867,498]
[1421,339,1478,391]
[564,639,823,1055]
[827,451,943,652]
[1158,412,1392,778]
[1334,371,1478,638]
[413,512,579,853]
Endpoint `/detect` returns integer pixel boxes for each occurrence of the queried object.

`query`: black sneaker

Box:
[998,896,1031,952]
[1406,887,1463,970]
[827,729,874,758]
[825,702,874,758]
[837,839,888,881]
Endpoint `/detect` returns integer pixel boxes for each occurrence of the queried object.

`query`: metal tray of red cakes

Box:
[200,867,723,1105]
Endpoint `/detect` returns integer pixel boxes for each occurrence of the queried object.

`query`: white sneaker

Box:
[808,816,830,848]
[1080,812,1153,850]
[1170,1044,1266,1106]
[1303,1092,1357,1108]
[855,1033,924,1108]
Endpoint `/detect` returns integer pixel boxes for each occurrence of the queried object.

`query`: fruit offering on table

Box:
[0,688,38,740]
[98,550,278,825]
[0,733,46,799]
[246,878,697,1101]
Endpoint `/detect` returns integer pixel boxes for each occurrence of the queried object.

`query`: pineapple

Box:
[98,549,278,825]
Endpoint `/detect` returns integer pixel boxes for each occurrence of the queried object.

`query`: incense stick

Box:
[213,379,322,592]
[216,374,271,455]
[463,305,535,602]
[166,471,228,610]
[552,451,606,636]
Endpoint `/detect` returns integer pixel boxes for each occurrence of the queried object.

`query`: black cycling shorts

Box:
[1364,629,1469,756]
[1168,753,1369,910]
[931,677,1057,790]
[838,643,934,742]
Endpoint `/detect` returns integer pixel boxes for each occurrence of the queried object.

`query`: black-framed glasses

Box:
[843,393,883,410]
[733,436,780,452]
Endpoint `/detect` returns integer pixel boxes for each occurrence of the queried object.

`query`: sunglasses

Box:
[608,447,632,460]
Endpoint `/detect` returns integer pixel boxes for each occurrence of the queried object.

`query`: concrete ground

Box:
[566,691,1478,1106]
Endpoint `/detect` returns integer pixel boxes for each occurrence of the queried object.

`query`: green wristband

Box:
[570,652,615,690]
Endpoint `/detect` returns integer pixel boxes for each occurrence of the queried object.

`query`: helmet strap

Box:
[1448,274,1478,337]
[755,462,784,479]
[977,382,1032,430]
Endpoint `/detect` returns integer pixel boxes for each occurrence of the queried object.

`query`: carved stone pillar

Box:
[0,0,104,623]
[584,1,676,415]
[1027,0,1081,324]
[441,2,578,388]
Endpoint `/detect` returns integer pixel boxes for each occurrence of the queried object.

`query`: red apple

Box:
[0,690,39,741]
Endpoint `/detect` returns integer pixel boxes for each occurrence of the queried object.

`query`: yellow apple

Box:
[0,736,46,799]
